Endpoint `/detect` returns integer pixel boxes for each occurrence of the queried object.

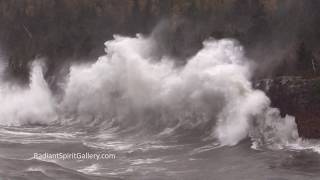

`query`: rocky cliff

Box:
[256,77,320,138]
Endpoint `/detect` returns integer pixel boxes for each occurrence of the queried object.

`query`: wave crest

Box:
[0,35,299,148]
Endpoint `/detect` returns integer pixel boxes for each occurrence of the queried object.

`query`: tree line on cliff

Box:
[0,0,319,81]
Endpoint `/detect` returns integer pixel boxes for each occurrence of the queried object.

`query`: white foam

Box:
[0,35,300,148]
[0,60,57,126]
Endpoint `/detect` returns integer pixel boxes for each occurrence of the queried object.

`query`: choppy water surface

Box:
[0,126,320,180]
[0,35,319,179]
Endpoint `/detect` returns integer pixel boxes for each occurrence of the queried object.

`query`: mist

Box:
[1,2,320,179]
[0,34,299,148]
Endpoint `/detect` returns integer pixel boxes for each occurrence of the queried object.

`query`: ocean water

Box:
[0,35,319,180]
[1,126,320,180]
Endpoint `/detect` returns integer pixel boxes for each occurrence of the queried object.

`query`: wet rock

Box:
[256,76,320,138]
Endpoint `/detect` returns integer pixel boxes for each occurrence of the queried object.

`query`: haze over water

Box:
[0,34,320,180]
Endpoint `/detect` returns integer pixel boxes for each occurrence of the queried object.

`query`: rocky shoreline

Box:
[256,76,320,138]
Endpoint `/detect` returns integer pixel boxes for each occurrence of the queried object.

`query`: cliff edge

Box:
[256,77,320,138]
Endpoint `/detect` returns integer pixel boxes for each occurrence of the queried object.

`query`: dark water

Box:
[0,126,319,180]
[0,36,318,180]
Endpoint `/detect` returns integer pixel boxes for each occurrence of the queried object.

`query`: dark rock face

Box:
[2,0,320,80]
[256,77,320,138]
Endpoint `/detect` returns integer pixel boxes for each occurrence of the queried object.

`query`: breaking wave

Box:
[0,34,299,148]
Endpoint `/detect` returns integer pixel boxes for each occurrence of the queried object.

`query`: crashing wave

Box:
[0,34,299,148]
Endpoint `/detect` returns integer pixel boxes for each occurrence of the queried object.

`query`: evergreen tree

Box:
[187,1,201,20]
[230,0,251,41]
[128,0,142,34]
[249,0,270,40]
[142,0,155,32]
[159,0,171,16]
[297,42,313,74]
[231,0,270,44]
[232,0,251,17]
